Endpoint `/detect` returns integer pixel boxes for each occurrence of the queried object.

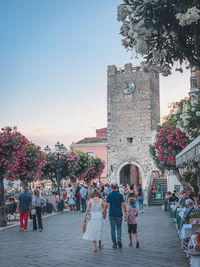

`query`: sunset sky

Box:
[0,0,190,149]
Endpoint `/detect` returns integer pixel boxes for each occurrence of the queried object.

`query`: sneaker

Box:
[39,229,43,232]
[141,210,144,213]
[19,228,23,231]
[23,229,27,232]
[136,242,139,248]
[117,240,123,248]
[112,244,117,249]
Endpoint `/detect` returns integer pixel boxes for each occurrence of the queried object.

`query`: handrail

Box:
[143,169,154,205]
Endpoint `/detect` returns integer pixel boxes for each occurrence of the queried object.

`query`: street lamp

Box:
[54,141,67,196]
[55,141,61,153]
[44,145,51,154]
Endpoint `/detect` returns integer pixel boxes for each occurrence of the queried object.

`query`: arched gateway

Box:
[117,161,143,186]
[107,63,160,186]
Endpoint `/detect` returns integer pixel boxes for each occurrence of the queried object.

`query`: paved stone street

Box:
[0,206,188,267]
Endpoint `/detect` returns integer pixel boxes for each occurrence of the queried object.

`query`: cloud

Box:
[24,128,85,149]
[32,127,48,134]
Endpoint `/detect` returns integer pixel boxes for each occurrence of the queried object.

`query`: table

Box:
[181,224,192,250]
[169,204,178,218]
[176,208,186,230]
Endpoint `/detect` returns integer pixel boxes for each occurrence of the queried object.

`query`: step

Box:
[148,203,163,206]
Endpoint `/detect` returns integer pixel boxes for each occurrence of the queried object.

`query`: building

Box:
[107,63,160,188]
[71,128,108,183]
[71,63,160,188]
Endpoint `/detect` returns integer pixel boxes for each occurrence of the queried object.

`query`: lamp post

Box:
[54,142,67,196]
[44,145,51,154]
[44,143,67,196]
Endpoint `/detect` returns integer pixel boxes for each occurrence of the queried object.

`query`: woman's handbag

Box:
[31,208,36,216]
[82,220,87,233]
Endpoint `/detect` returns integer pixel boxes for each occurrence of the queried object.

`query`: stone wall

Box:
[107,63,160,186]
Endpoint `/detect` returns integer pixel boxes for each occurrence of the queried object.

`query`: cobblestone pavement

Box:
[0,206,188,267]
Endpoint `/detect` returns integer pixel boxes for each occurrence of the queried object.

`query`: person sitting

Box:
[179,191,188,208]
[182,199,200,222]
[6,197,17,219]
[168,193,179,204]
[188,229,200,267]
[165,191,172,200]
[151,186,156,198]
[156,184,163,198]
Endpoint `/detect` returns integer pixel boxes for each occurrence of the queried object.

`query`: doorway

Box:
[119,164,142,186]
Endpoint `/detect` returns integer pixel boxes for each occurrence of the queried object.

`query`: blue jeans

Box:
[81,198,86,212]
[138,196,143,211]
[109,216,122,245]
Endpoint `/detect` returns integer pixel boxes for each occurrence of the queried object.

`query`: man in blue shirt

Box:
[104,184,127,248]
[79,184,87,212]
[17,188,32,231]
[179,191,187,208]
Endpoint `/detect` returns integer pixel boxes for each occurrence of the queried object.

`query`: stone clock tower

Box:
[107,63,160,187]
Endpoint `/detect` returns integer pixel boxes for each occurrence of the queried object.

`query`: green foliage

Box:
[118,0,200,75]
[183,171,199,195]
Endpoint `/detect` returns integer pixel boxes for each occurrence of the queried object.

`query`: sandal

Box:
[93,248,97,252]
[99,244,104,249]
[129,243,133,246]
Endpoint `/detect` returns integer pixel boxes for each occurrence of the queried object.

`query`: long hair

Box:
[34,189,40,197]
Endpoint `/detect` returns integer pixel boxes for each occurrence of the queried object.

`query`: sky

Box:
[0,0,190,149]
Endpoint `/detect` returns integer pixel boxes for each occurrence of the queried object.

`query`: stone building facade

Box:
[107,63,160,187]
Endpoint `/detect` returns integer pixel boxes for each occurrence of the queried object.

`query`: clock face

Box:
[122,81,135,94]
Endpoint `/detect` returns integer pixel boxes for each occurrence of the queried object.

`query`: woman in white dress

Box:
[83,188,104,251]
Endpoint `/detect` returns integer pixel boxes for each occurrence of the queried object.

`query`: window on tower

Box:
[127,138,133,144]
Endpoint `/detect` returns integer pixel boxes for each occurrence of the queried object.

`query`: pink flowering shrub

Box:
[153,125,189,168]
[5,142,45,188]
[81,157,105,182]
[0,127,29,226]
[0,127,28,178]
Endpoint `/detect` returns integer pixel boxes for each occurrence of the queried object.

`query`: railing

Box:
[143,169,154,205]
[176,135,200,167]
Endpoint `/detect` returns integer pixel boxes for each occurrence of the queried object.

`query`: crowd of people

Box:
[82,183,143,251]
[166,189,200,261]
[165,190,200,221]
[57,182,144,214]
[13,181,144,252]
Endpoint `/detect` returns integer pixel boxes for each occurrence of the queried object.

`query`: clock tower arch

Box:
[107,63,160,188]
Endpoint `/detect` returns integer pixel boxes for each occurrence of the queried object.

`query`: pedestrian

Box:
[83,189,104,251]
[32,189,46,232]
[17,187,32,231]
[104,184,127,248]
[80,184,87,212]
[137,184,144,213]
[68,189,75,212]
[125,197,139,248]
[75,184,81,211]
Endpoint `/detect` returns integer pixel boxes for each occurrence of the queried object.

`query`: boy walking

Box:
[125,197,139,248]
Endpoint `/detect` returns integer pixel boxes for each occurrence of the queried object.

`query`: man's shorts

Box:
[128,223,137,234]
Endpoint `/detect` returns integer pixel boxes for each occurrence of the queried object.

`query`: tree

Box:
[81,157,105,183]
[117,0,200,75]
[72,151,91,180]
[41,152,61,189]
[8,143,45,189]
[0,127,28,226]
[150,124,191,190]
